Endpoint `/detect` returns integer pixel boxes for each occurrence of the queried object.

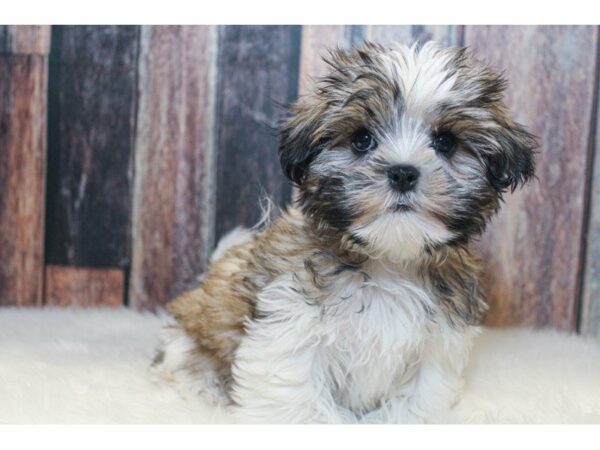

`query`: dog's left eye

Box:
[351,128,378,153]
[431,131,457,156]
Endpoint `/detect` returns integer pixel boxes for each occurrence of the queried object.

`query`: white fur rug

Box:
[1,307,599,424]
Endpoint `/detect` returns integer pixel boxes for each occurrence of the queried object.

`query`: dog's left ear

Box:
[458,48,538,193]
[486,119,537,193]
[278,99,326,186]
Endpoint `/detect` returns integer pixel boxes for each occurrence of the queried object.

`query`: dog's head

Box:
[279,42,537,261]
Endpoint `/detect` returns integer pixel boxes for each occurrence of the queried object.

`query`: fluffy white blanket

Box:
[1,307,599,423]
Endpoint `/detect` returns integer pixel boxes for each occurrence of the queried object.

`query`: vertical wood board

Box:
[465,25,598,330]
[44,26,139,269]
[129,25,218,310]
[0,28,49,306]
[581,25,600,337]
[0,25,51,55]
[214,25,301,240]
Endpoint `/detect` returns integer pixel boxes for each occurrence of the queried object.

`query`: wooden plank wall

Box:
[214,26,300,240]
[467,26,599,331]
[129,26,218,310]
[0,26,50,307]
[0,25,599,337]
[582,71,600,336]
[44,26,139,306]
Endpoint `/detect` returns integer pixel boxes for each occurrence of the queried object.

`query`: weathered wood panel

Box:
[44,265,124,307]
[465,26,598,330]
[581,29,600,337]
[44,26,139,270]
[365,25,462,47]
[0,26,50,306]
[129,26,218,310]
[298,26,349,95]
[0,25,51,55]
[214,26,301,240]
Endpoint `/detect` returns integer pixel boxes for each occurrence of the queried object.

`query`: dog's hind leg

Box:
[150,324,230,406]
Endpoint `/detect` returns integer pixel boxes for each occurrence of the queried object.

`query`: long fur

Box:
[153,41,537,423]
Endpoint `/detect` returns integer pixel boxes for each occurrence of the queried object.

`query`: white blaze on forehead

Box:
[386,42,458,118]
[378,116,432,164]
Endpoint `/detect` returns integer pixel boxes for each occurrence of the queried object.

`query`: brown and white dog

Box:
[152,41,537,423]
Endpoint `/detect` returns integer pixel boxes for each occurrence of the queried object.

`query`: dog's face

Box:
[279,42,537,260]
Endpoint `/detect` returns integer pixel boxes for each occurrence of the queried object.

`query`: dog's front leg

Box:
[363,326,477,424]
[229,278,356,424]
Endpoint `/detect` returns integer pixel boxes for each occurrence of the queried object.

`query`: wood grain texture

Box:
[129,26,218,310]
[581,29,600,337]
[298,26,350,95]
[214,26,301,240]
[465,26,598,330]
[365,25,462,47]
[45,26,139,268]
[44,265,124,307]
[0,25,51,55]
[0,54,48,306]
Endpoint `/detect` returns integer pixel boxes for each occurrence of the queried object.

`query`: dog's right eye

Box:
[351,128,378,153]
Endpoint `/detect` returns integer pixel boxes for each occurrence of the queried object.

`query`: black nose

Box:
[387,165,420,192]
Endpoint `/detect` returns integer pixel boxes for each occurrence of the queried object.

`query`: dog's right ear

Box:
[278,98,326,186]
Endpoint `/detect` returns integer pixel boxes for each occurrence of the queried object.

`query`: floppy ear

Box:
[278,99,327,186]
[486,120,537,193]
[456,49,538,193]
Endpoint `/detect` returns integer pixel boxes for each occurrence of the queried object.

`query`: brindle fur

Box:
[168,208,487,393]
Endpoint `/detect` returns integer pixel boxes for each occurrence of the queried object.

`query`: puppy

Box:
[152,41,537,423]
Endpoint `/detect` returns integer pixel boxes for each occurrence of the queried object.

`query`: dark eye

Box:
[351,128,378,153]
[431,131,457,156]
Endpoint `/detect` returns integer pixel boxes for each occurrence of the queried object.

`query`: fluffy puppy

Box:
[152,41,537,423]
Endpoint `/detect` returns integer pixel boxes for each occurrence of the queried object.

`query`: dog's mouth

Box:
[391,202,414,213]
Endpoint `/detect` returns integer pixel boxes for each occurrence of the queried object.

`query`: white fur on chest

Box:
[315,264,441,414]
[156,228,474,423]
[236,259,456,421]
